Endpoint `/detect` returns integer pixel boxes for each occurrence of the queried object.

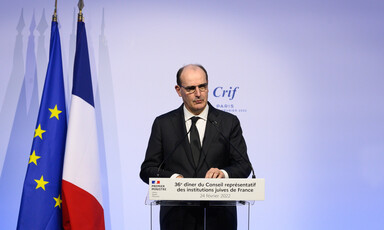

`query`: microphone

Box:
[157,126,192,177]
[208,119,256,179]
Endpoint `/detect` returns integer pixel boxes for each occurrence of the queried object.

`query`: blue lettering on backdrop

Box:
[213,86,239,100]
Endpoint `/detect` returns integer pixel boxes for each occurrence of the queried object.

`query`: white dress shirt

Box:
[183,105,208,143]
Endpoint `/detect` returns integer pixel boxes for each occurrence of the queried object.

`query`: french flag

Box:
[61,15,105,230]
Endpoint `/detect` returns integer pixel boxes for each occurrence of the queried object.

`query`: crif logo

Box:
[213,86,239,100]
[152,180,160,184]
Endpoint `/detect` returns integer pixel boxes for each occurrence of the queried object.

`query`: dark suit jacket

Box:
[140,102,251,182]
[140,102,251,230]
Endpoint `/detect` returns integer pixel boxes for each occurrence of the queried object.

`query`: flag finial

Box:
[53,0,58,22]
[78,0,84,22]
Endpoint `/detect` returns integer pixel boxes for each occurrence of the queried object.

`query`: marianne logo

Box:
[211,85,247,113]
[213,86,239,100]
[152,180,160,184]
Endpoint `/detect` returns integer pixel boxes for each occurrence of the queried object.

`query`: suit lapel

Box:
[171,105,196,169]
[197,104,219,170]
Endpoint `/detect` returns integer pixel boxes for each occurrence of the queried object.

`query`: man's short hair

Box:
[176,64,208,86]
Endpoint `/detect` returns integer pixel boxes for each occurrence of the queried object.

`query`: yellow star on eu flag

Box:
[29,150,41,165]
[49,105,62,120]
[54,194,62,208]
[34,124,46,140]
[34,175,49,191]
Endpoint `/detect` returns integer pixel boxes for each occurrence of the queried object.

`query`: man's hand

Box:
[205,168,224,178]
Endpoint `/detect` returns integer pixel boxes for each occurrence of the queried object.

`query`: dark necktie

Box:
[190,116,201,166]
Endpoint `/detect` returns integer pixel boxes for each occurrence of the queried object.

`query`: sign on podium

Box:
[148,178,265,201]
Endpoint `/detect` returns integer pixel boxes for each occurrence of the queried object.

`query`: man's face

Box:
[175,66,209,115]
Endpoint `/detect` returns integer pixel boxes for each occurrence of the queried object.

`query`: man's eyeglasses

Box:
[180,83,208,94]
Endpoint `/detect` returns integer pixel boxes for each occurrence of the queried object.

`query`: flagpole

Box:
[78,0,84,22]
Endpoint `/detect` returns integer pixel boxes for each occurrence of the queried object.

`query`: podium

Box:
[146,178,265,230]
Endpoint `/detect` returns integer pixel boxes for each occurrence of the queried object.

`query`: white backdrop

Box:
[1,0,384,229]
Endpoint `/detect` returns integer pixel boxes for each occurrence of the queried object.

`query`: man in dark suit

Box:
[140,64,251,230]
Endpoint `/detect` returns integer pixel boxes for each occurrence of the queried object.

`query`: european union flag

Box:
[17,19,67,229]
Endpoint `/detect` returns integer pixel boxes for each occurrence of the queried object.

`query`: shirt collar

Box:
[183,104,209,122]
